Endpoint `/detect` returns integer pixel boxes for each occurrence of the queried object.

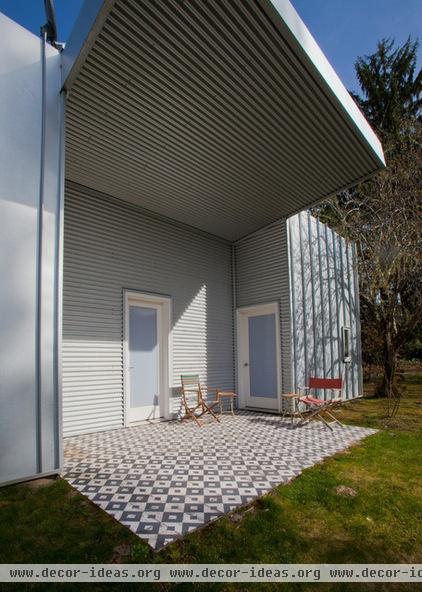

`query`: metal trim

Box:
[316,216,327,379]
[287,217,297,390]
[35,30,48,474]
[345,243,355,394]
[61,0,115,90]
[352,243,364,396]
[306,211,318,378]
[324,223,335,378]
[297,212,308,382]
[0,470,60,489]
[55,89,66,471]
[257,0,385,167]
[231,244,238,396]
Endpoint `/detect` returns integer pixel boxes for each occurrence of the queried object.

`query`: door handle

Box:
[243,362,249,367]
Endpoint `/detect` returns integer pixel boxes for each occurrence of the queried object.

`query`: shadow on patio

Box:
[63,411,376,550]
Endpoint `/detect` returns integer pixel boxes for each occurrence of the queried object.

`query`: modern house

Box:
[0,0,385,487]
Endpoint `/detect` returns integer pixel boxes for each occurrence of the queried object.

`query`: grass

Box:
[0,374,421,591]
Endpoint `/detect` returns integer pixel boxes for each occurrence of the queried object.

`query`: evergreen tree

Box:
[352,37,421,140]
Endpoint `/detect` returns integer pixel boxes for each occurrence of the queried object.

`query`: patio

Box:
[63,411,376,550]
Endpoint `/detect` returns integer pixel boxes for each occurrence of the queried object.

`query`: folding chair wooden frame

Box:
[298,377,344,431]
[180,374,220,426]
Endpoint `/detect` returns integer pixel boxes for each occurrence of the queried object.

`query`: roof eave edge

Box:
[61,0,115,91]
[258,0,386,168]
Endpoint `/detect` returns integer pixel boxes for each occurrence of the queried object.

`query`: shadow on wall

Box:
[62,183,234,433]
[289,211,359,400]
[0,13,61,480]
[0,211,40,479]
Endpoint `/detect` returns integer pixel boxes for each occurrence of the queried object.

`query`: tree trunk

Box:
[375,329,401,415]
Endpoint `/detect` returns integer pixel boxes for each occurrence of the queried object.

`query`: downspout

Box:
[36,0,62,473]
[35,27,48,473]
[231,244,238,397]
[43,0,60,48]
[352,243,364,397]
[287,218,297,392]
[55,89,66,471]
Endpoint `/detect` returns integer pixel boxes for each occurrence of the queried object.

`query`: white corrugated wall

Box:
[234,221,293,394]
[287,211,362,398]
[235,213,362,401]
[63,181,234,436]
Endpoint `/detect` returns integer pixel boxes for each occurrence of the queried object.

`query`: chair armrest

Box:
[203,386,236,395]
[201,385,220,395]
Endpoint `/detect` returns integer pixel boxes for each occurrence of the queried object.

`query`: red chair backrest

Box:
[309,377,342,390]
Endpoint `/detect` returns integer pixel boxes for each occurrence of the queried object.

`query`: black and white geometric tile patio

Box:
[63,411,376,550]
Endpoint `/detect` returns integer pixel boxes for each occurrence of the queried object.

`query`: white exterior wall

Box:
[234,221,293,394]
[62,182,234,436]
[288,211,362,398]
[235,212,362,402]
[0,14,63,485]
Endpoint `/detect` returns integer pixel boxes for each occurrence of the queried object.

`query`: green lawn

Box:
[1,374,421,591]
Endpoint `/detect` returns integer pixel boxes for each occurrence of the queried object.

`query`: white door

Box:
[125,293,170,422]
[237,303,281,410]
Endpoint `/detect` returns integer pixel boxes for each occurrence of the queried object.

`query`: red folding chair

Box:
[298,377,344,431]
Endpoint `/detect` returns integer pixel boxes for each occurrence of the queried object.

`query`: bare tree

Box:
[316,37,421,416]
[318,120,422,415]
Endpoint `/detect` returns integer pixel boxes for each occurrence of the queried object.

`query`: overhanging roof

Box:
[62,0,385,241]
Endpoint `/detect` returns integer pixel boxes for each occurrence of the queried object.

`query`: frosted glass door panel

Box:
[129,306,158,411]
[248,313,278,398]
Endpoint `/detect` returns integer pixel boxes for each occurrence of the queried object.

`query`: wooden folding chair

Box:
[298,377,344,431]
[180,374,220,426]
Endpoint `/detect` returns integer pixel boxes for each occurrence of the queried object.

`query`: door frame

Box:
[236,302,282,412]
[123,290,172,424]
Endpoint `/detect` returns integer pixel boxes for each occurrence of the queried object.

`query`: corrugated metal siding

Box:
[287,212,362,399]
[234,221,292,394]
[63,181,234,436]
[64,0,383,241]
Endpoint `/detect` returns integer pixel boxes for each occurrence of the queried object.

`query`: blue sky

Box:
[293,0,421,92]
[0,0,420,94]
